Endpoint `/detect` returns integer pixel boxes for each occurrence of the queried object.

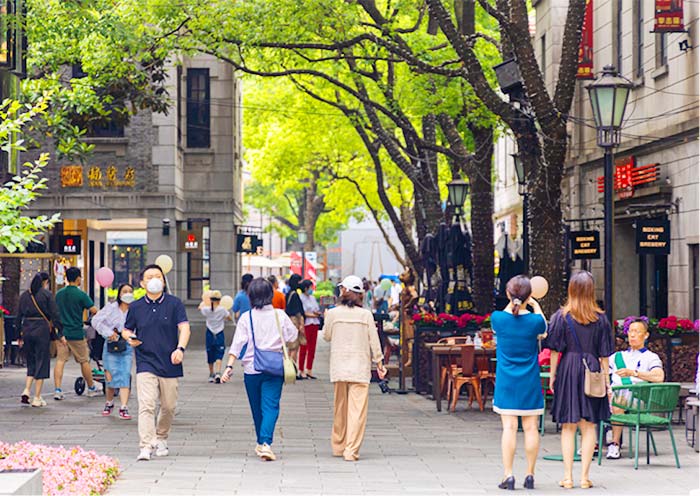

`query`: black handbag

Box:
[106,329,128,353]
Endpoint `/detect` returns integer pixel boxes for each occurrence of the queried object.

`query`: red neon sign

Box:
[597,156,660,200]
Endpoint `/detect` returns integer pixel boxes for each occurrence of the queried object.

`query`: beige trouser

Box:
[137,372,179,449]
[332,382,369,460]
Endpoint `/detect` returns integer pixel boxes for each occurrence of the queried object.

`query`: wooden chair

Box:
[475,354,496,405]
[437,337,470,399]
[448,344,484,412]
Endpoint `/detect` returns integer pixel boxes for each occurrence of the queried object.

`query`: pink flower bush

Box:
[0,441,119,495]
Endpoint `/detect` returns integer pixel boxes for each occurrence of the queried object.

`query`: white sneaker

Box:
[254,444,264,456]
[86,385,100,397]
[208,374,215,383]
[606,443,621,459]
[137,448,152,461]
[154,440,169,457]
[31,396,47,407]
[258,443,276,461]
[54,389,64,401]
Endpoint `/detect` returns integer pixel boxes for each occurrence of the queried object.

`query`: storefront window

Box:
[187,219,210,299]
[111,245,147,288]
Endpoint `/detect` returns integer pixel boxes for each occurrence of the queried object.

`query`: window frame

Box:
[186,68,211,149]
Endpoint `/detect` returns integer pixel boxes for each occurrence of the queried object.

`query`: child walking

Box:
[199,291,232,383]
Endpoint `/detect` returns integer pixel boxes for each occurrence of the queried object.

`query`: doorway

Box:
[639,253,668,318]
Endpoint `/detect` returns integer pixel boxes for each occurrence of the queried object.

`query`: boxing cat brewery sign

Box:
[636,219,671,255]
[570,230,601,259]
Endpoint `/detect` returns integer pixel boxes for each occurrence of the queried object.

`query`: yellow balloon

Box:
[155,254,174,274]
[530,276,549,300]
[220,295,234,311]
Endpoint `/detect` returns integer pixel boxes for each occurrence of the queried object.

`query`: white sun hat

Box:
[338,275,364,293]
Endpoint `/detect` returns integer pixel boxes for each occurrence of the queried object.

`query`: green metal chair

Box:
[539,367,554,436]
[598,382,681,469]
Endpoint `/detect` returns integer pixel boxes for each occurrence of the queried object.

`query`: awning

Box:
[241,255,284,269]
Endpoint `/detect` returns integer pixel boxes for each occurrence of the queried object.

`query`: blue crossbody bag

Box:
[249,310,284,377]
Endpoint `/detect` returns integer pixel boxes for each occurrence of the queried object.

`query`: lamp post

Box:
[511,152,529,271]
[446,179,470,223]
[297,228,307,280]
[586,64,632,325]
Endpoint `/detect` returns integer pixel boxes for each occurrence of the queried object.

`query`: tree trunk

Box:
[467,124,495,314]
[529,128,567,314]
[1,257,21,314]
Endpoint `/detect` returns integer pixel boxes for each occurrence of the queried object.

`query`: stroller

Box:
[74,321,106,396]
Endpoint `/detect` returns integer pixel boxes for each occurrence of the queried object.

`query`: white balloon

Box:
[531,276,549,299]
[220,295,234,310]
[154,254,173,274]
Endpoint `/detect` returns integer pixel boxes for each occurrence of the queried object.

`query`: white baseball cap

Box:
[339,275,364,293]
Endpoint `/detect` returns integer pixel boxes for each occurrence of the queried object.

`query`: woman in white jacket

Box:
[323,275,387,461]
[92,283,135,419]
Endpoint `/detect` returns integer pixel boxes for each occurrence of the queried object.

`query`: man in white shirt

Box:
[606,319,664,459]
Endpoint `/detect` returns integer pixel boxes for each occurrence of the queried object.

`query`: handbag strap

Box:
[30,292,51,328]
[273,310,290,360]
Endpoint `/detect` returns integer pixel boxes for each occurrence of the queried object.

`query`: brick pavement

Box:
[1,341,698,495]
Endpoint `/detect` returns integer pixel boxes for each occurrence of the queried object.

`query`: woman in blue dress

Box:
[491,275,547,491]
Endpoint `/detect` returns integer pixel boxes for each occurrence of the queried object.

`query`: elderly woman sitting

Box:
[606,319,665,460]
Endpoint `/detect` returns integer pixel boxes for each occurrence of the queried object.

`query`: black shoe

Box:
[523,475,535,490]
[498,476,515,490]
[306,374,317,380]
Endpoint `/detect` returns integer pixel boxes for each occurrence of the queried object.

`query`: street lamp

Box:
[446,179,470,222]
[586,64,632,325]
[297,228,307,280]
[511,152,529,271]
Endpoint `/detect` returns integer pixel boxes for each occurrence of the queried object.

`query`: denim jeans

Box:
[243,373,284,445]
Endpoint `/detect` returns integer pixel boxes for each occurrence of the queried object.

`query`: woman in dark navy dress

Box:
[491,276,547,491]
[548,271,613,490]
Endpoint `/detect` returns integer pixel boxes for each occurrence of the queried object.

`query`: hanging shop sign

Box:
[597,156,660,200]
[59,235,81,255]
[179,229,203,252]
[236,233,262,254]
[570,230,601,259]
[636,219,671,255]
[576,0,594,79]
[60,165,136,188]
[654,0,685,32]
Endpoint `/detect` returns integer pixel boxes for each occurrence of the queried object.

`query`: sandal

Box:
[581,479,593,489]
[558,479,574,489]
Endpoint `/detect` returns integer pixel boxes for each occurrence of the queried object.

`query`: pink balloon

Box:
[96,267,114,288]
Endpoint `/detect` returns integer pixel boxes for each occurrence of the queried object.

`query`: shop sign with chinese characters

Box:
[59,235,81,255]
[179,229,203,252]
[60,165,136,188]
[597,156,660,200]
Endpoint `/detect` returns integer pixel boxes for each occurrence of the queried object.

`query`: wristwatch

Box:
[226,365,233,370]
[177,346,186,353]
[634,369,639,377]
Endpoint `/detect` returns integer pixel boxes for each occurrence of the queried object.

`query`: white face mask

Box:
[121,293,135,304]
[146,278,164,294]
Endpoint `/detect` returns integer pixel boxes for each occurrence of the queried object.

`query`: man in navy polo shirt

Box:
[122,264,191,461]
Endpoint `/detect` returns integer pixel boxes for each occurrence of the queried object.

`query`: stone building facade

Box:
[21,55,244,325]
[534,0,699,320]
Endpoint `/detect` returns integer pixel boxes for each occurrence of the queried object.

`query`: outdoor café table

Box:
[424,343,496,412]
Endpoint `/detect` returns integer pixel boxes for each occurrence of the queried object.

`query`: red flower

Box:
[0,304,9,316]
[679,319,694,330]
[412,314,422,322]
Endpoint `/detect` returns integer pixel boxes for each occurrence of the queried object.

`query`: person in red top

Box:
[268,275,286,310]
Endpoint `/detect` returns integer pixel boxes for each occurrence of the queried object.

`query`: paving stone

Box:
[1,341,698,495]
